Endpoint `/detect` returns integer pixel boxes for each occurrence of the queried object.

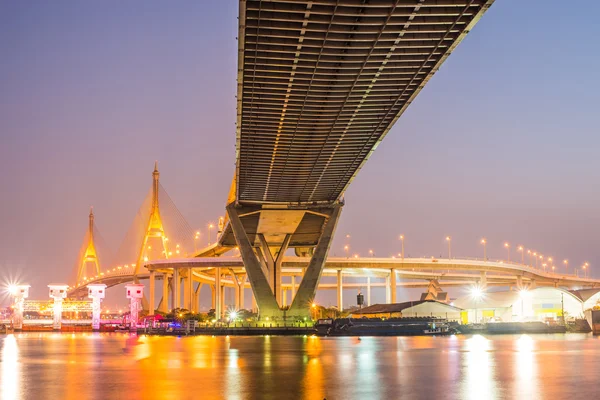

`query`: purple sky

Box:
[1,1,599,307]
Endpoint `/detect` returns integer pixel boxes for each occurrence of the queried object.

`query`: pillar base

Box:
[227,203,342,320]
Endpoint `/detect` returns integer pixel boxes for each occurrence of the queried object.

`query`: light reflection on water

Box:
[1,335,19,399]
[461,335,497,400]
[1,333,599,399]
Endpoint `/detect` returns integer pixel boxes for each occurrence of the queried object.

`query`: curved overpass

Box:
[69,256,600,297]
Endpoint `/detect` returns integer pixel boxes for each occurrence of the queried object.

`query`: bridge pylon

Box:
[134,162,169,276]
[76,207,101,285]
[226,202,342,320]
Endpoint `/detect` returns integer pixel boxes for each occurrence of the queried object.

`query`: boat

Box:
[114,325,131,333]
[314,317,453,336]
[423,324,451,335]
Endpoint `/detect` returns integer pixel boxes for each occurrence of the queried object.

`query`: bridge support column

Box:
[160,274,169,313]
[211,284,216,310]
[337,270,343,311]
[226,204,285,319]
[367,277,371,306]
[87,284,106,331]
[234,283,241,310]
[48,285,68,331]
[289,205,342,318]
[385,275,391,304]
[480,271,487,289]
[215,269,222,319]
[238,275,246,310]
[257,233,291,307]
[193,283,202,313]
[173,268,180,309]
[149,271,155,315]
[291,275,296,299]
[220,285,225,319]
[126,284,144,331]
[390,269,397,304]
[516,275,523,290]
[184,270,193,311]
[230,269,243,310]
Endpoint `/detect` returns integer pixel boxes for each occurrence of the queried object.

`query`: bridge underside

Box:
[228,0,495,318]
[236,0,494,204]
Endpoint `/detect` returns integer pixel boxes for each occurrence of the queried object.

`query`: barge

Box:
[314,317,454,336]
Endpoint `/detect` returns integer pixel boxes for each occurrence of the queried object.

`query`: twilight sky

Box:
[1,1,599,307]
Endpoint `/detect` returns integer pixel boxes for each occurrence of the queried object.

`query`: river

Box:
[1,333,598,399]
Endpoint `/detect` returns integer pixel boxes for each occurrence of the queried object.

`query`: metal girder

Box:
[236,0,494,205]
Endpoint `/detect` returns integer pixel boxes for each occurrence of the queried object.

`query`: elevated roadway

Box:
[220,0,497,318]
[70,257,600,303]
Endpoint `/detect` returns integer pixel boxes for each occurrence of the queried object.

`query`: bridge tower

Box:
[76,208,101,284]
[134,162,169,276]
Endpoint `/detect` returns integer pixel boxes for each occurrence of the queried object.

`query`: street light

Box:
[480,238,487,261]
[208,223,214,245]
[518,246,524,264]
[533,252,538,268]
[369,249,374,257]
[344,245,349,258]
[194,230,200,251]
[527,250,532,267]
[446,236,451,259]
[583,262,589,278]
[504,242,510,262]
[7,285,17,296]
[563,259,569,274]
[399,235,405,261]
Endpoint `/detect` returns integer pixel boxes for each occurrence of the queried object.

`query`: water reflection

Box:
[3,333,600,399]
[515,335,540,399]
[461,335,498,400]
[1,335,19,399]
